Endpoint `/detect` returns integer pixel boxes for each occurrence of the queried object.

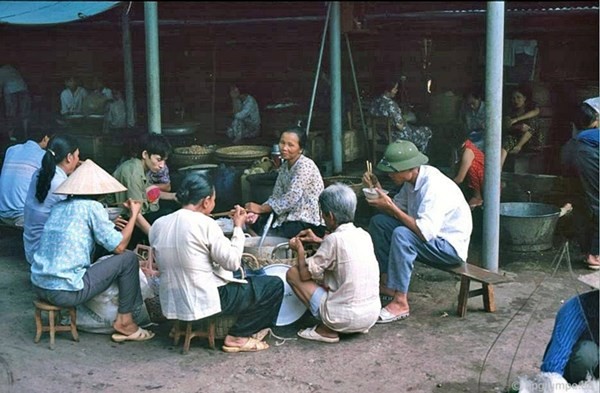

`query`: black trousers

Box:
[218,275,283,337]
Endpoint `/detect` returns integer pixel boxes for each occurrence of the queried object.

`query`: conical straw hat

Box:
[54,159,127,195]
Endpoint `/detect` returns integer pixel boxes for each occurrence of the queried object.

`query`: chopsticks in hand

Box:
[365,160,374,188]
[211,211,234,218]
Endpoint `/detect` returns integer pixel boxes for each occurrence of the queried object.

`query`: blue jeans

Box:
[369,214,464,293]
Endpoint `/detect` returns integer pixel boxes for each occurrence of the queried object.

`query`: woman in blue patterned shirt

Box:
[30,160,154,343]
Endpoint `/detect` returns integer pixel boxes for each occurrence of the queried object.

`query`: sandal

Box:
[222,337,269,353]
[376,308,410,324]
[111,327,155,343]
[251,328,271,341]
[297,326,339,343]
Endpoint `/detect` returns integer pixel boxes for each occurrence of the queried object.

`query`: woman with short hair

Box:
[149,172,284,353]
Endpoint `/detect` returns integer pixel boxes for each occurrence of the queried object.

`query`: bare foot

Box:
[384,299,410,316]
[586,254,600,270]
[224,335,249,348]
[113,321,139,336]
[468,197,483,209]
[315,324,339,339]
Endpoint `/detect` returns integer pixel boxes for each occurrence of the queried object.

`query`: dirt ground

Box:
[0,218,596,393]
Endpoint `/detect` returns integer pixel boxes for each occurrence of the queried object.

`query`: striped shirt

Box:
[541,290,599,375]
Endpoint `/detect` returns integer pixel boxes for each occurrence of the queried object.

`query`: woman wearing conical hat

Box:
[30,159,155,342]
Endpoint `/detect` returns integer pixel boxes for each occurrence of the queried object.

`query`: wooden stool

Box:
[172,319,217,354]
[33,300,79,350]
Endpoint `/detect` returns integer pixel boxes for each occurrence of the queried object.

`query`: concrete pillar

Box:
[144,2,161,134]
[482,1,505,272]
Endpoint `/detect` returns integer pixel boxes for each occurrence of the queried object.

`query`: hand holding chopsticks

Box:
[364,160,379,189]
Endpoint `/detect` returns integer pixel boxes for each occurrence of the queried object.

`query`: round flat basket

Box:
[262,264,307,326]
[215,145,270,161]
[170,145,216,168]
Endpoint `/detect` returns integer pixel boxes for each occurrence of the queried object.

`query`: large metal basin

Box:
[243,236,291,264]
[161,122,198,136]
[500,202,560,252]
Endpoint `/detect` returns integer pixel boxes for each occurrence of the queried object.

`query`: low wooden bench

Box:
[433,262,512,317]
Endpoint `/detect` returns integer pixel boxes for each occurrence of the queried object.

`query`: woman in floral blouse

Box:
[245,126,325,238]
[501,84,541,167]
[369,80,433,153]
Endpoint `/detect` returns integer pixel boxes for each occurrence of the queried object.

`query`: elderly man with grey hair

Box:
[286,183,381,343]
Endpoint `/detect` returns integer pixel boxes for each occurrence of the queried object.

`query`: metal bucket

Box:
[499,202,560,251]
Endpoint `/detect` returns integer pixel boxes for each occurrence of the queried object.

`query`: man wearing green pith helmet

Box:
[361,140,473,323]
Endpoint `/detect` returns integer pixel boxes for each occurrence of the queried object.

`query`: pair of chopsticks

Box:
[211,211,234,218]
[365,160,374,188]
[211,209,248,218]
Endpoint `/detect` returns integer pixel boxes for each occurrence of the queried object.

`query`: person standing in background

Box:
[0,64,31,141]
[227,83,260,144]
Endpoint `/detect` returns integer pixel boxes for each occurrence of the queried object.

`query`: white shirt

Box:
[149,209,246,321]
[306,223,381,332]
[393,165,472,260]
[60,87,88,115]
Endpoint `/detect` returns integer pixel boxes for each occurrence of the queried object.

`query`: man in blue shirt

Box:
[562,98,599,270]
[0,130,50,226]
[541,285,599,383]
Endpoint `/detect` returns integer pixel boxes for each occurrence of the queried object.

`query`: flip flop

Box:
[297,325,340,343]
[222,337,269,353]
[376,308,410,324]
[111,327,155,343]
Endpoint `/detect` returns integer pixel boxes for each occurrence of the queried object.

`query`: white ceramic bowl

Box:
[105,207,122,221]
[362,187,389,200]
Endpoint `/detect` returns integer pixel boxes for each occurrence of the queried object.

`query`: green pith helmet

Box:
[377,140,429,173]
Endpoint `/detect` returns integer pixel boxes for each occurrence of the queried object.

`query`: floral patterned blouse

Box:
[369,95,433,153]
[266,154,324,228]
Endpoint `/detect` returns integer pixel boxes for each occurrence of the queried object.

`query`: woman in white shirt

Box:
[149,172,284,353]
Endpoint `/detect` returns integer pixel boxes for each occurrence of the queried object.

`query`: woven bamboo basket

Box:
[170,145,216,168]
[214,145,270,165]
[323,176,363,196]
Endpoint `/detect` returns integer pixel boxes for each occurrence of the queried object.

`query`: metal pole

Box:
[329,1,343,175]
[144,2,161,134]
[344,33,368,151]
[211,42,217,136]
[482,1,504,272]
[122,7,135,128]
[306,2,331,137]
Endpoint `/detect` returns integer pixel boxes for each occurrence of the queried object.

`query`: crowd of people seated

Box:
[0,70,596,382]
